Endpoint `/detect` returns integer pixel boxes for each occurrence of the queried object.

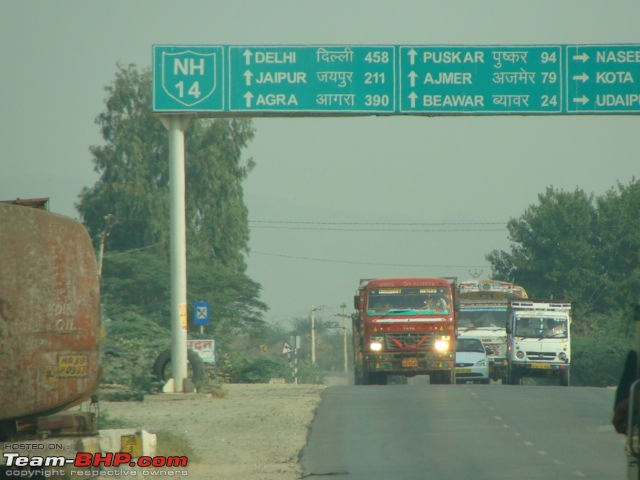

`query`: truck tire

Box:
[430,372,452,384]
[560,369,570,387]
[153,348,205,384]
[354,368,364,385]
[362,371,387,385]
[508,369,521,385]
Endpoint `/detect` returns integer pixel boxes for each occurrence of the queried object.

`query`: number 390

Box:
[365,94,390,107]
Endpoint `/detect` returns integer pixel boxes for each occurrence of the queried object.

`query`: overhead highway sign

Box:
[152,44,640,115]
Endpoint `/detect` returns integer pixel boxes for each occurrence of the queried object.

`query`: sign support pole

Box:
[158,114,192,393]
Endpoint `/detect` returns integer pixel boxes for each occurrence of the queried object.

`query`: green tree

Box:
[486,187,599,319]
[79,63,267,338]
[594,179,640,314]
[77,63,255,272]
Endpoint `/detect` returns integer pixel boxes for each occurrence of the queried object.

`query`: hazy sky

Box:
[1,1,638,325]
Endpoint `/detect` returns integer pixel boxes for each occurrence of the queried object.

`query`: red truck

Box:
[352,278,456,385]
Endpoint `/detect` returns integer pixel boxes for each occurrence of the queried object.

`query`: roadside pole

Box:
[158,114,191,393]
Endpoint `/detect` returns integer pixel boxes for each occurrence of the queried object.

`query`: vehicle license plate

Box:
[402,358,419,368]
[456,368,472,373]
[120,433,143,457]
[57,354,88,377]
[531,363,550,369]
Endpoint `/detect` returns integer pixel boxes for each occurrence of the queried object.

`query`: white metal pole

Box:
[311,305,316,365]
[342,305,348,373]
[159,114,191,393]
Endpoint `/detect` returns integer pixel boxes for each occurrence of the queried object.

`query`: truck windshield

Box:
[367,287,451,315]
[458,309,506,329]
[514,316,568,338]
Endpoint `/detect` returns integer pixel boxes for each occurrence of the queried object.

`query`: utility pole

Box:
[336,303,350,373]
[97,214,115,277]
[310,305,324,365]
[311,305,316,365]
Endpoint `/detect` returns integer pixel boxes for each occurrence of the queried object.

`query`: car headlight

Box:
[370,336,384,352]
[434,339,449,352]
[476,359,487,367]
[516,350,525,359]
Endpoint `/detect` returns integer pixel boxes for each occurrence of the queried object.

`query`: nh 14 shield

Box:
[162,50,217,107]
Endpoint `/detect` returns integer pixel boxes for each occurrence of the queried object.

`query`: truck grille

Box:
[526,351,557,361]
[386,333,433,351]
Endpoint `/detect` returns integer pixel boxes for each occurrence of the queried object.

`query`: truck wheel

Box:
[153,348,205,384]
[560,369,570,387]
[362,372,387,385]
[375,373,389,385]
[508,370,521,385]
[430,372,452,385]
[354,368,364,385]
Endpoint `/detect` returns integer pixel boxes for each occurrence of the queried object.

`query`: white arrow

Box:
[572,73,589,83]
[408,71,418,87]
[572,52,590,63]
[244,70,253,86]
[244,91,254,108]
[407,48,418,66]
[243,49,253,65]
[572,95,589,105]
[408,92,418,109]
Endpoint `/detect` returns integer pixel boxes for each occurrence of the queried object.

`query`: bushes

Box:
[571,334,632,387]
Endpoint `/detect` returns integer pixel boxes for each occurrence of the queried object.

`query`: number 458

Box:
[365,51,389,63]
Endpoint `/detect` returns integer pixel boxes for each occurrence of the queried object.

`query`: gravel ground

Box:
[100,383,327,479]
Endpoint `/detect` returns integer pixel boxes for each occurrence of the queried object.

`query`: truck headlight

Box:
[516,350,525,359]
[559,352,568,361]
[370,336,383,352]
[434,339,449,352]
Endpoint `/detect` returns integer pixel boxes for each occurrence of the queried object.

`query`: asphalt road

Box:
[300,383,626,480]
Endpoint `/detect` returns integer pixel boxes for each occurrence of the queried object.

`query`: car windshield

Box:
[456,338,485,353]
[366,287,451,315]
[514,316,568,338]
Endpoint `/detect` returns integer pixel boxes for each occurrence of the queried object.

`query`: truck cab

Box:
[506,300,571,386]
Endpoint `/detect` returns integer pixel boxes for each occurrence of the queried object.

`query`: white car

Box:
[455,337,490,384]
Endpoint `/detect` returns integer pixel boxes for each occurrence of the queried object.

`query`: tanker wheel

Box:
[153,348,205,385]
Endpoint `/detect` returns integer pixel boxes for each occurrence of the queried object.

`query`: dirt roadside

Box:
[100,383,328,479]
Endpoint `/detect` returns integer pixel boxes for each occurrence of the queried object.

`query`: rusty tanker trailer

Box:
[0,201,101,439]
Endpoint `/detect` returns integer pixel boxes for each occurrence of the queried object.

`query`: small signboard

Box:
[193,301,210,325]
[282,341,293,355]
[187,339,215,364]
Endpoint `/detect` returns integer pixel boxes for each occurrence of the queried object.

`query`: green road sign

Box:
[228,45,396,113]
[399,46,563,114]
[566,44,640,113]
[152,44,640,115]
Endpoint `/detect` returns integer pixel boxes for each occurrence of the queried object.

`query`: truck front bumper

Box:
[510,361,569,376]
[364,352,454,374]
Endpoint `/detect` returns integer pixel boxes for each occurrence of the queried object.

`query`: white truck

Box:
[457,280,528,383]
[506,300,571,386]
